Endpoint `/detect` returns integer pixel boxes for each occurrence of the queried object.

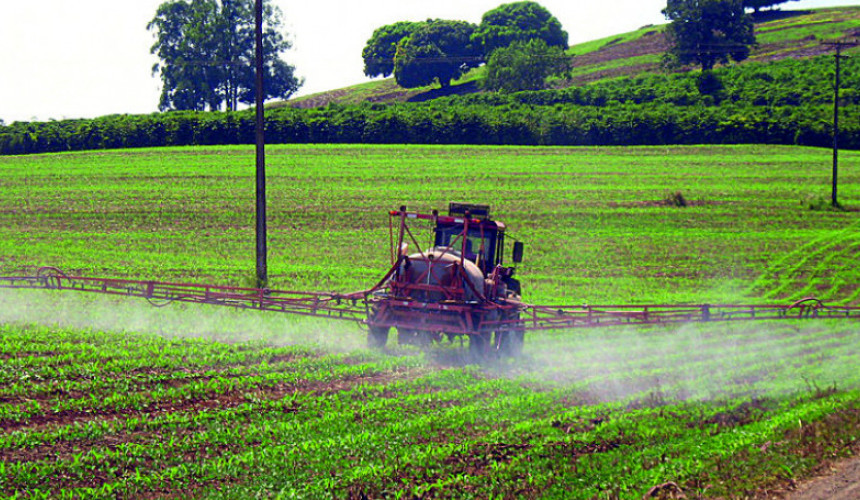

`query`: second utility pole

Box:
[823,40,857,208]
[255,0,267,286]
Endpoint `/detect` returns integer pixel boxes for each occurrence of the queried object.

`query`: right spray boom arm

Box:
[514,297,860,331]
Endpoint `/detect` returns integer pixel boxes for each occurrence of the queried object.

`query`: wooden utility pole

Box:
[823,40,858,208]
[255,0,267,285]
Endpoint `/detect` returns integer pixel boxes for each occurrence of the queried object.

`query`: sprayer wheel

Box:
[498,328,525,358]
[367,326,389,349]
[468,332,490,363]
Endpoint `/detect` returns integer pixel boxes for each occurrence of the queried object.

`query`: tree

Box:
[393,20,481,89]
[472,1,568,56]
[362,21,421,79]
[662,0,756,71]
[148,0,221,111]
[148,0,302,112]
[482,39,571,92]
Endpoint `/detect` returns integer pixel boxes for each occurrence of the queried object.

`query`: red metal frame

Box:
[364,209,522,337]
[2,267,860,334]
[0,267,368,323]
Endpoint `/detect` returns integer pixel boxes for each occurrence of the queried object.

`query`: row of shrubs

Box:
[1,100,855,155]
[1,55,857,155]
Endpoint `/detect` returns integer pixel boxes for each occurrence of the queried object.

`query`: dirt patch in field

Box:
[787,453,860,500]
[573,31,668,68]
[607,199,731,209]
[287,89,351,109]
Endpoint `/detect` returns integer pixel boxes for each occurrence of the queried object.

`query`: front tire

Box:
[367,326,389,349]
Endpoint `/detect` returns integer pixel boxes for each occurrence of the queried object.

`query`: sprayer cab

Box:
[432,203,522,277]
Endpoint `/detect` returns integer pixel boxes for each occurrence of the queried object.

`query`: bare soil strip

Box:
[787,453,860,499]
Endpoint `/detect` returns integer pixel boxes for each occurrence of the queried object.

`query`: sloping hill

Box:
[283,7,860,109]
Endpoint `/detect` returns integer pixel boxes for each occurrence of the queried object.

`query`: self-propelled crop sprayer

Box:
[3,203,860,359]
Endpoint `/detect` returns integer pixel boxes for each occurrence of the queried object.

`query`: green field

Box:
[1,144,860,498]
[2,144,859,303]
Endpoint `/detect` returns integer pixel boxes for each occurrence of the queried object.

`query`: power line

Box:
[822,39,859,208]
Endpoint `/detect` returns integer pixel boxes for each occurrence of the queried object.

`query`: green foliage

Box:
[663,0,756,71]
[2,144,859,305]
[472,1,569,55]
[804,194,844,212]
[2,55,859,154]
[148,0,222,111]
[482,39,571,92]
[362,21,422,79]
[697,70,726,101]
[393,20,481,89]
[665,191,688,207]
[148,0,302,112]
[363,2,567,91]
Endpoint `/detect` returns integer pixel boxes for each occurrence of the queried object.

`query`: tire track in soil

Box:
[788,454,860,500]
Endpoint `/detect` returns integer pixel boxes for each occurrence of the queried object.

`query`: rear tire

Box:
[468,332,489,363]
[367,326,389,349]
[498,328,525,358]
[397,328,417,346]
[496,311,524,358]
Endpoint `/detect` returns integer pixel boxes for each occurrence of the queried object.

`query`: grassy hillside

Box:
[284,7,860,109]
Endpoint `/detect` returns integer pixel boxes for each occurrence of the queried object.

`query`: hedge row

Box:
[3,55,857,155]
[1,99,856,155]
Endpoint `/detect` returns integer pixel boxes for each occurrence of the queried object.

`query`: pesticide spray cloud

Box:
[3,288,858,404]
[0,288,366,352]
[517,319,860,404]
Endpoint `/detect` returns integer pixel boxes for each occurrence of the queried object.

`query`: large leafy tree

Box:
[148,0,220,111]
[148,0,302,112]
[482,38,571,92]
[662,0,756,71]
[362,21,421,79]
[472,1,568,56]
[392,20,481,89]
